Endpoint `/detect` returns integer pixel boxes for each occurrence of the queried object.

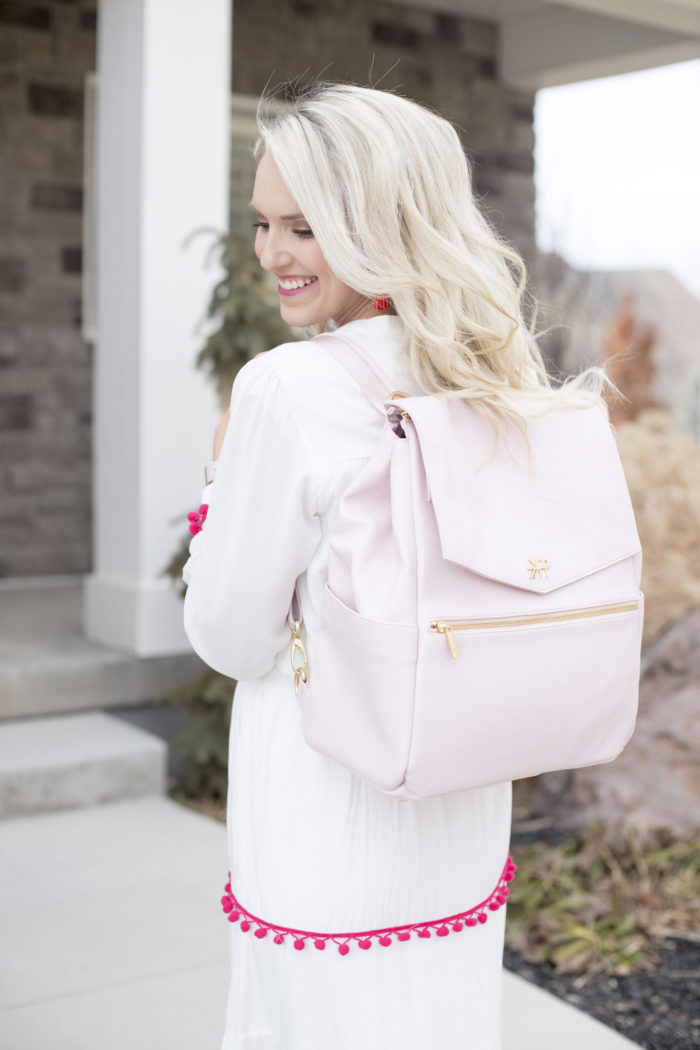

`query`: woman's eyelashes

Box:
[251,220,314,239]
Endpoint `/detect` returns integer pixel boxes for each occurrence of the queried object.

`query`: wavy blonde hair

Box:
[255,82,607,420]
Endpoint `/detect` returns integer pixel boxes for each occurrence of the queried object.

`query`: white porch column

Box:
[85,0,231,655]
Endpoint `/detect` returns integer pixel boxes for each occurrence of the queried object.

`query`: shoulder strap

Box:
[313,331,396,413]
[289,330,398,649]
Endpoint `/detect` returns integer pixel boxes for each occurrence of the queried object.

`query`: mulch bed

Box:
[505,932,700,1048]
[506,821,700,1048]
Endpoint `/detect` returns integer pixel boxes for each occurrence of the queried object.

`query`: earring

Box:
[374,295,391,311]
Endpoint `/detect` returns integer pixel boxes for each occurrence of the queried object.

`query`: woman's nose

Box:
[258,232,293,272]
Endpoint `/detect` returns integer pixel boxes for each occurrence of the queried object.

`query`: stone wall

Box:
[0,0,535,579]
[232,0,536,258]
[0,1,96,577]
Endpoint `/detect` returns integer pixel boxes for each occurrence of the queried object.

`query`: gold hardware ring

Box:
[291,620,308,694]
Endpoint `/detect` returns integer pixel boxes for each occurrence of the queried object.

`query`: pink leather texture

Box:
[296,333,644,800]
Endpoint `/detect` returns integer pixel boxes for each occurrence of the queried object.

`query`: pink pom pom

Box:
[254,928,268,938]
[186,503,209,536]
[240,920,251,932]
[452,921,463,932]
[378,936,392,947]
[293,938,306,951]
[477,913,488,925]
[227,912,238,923]
[358,939,372,950]
[338,943,350,956]
[221,897,233,913]
[397,931,411,941]
[488,902,499,911]
[274,934,284,945]
[314,939,326,950]
[418,929,431,939]
[224,882,231,894]
[466,917,478,927]
[436,925,449,937]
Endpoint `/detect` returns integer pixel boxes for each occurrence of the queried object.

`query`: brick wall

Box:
[0,0,96,577]
[232,0,536,258]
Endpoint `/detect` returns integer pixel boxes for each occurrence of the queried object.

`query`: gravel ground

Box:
[504,938,700,1049]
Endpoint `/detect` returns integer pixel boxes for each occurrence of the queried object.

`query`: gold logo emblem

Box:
[528,559,550,580]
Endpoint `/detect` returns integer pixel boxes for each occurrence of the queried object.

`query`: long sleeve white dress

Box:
[183,314,513,1050]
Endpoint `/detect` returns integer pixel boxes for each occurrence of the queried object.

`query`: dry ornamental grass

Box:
[506,824,700,977]
[614,408,700,647]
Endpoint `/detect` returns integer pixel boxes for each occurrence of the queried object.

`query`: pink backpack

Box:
[291,332,644,800]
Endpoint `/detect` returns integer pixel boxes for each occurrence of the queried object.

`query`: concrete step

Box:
[0,711,166,818]
[0,579,204,720]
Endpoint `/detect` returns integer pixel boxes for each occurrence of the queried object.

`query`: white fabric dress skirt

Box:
[183,316,513,1050]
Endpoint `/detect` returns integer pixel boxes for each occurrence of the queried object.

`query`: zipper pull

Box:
[433,622,460,659]
[444,626,459,659]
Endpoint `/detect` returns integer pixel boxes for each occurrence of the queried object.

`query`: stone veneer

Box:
[232,0,536,258]
[0,0,535,577]
[0,0,96,576]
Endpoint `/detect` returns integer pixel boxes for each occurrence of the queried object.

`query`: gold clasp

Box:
[291,620,308,694]
[388,390,410,419]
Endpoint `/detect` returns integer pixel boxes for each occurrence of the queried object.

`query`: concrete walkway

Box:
[0,795,643,1050]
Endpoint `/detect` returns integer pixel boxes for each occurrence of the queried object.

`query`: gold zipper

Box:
[430,600,640,659]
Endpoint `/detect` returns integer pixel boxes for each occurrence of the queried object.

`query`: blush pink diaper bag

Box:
[290,332,644,801]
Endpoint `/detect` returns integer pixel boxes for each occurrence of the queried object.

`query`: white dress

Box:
[183,315,513,1050]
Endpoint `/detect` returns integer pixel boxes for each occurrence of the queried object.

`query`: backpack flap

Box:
[401,395,641,594]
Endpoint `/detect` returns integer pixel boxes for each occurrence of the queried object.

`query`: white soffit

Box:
[398,0,700,88]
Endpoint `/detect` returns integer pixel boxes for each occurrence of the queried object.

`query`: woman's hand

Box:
[213,407,230,459]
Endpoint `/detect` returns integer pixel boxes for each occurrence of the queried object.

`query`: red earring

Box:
[373,295,391,311]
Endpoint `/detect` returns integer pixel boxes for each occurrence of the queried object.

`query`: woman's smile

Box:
[277,274,319,296]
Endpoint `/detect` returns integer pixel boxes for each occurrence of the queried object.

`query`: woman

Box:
[183,83,601,1050]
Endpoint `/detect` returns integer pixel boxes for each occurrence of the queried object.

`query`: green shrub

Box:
[159,669,235,803]
[188,229,300,408]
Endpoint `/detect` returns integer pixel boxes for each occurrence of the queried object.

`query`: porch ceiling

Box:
[399,0,700,87]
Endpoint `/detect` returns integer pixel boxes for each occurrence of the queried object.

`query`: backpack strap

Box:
[313,332,396,414]
[289,330,399,679]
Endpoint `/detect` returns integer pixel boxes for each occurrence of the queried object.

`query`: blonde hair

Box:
[255,82,607,421]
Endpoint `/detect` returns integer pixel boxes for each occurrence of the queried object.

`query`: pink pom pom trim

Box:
[187,503,209,536]
[220,856,516,956]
